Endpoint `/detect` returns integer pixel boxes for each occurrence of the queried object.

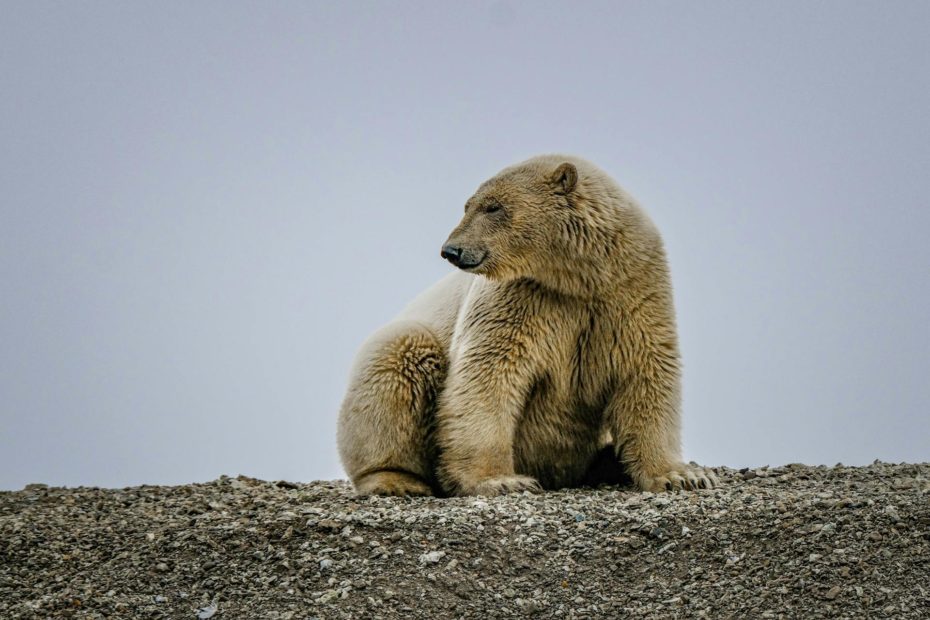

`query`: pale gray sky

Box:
[2,2,928,490]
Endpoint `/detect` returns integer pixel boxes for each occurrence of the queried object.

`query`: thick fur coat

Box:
[337,155,717,496]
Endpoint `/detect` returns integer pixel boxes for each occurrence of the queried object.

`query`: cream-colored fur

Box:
[337,155,718,496]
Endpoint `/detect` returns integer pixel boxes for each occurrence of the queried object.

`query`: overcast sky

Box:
[1,2,928,490]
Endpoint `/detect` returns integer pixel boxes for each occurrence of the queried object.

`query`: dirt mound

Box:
[2,462,928,618]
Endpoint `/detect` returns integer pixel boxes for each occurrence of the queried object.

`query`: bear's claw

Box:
[637,463,719,493]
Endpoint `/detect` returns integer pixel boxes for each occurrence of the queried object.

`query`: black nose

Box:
[441,244,462,266]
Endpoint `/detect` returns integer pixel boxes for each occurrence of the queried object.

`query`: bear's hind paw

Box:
[354,470,434,497]
[469,475,542,497]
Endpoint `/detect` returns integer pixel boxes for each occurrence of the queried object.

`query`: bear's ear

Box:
[550,162,578,195]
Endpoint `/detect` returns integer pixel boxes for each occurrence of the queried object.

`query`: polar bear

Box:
[337,155,718,496]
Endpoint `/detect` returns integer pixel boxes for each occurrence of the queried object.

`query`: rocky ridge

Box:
[1,462,928,618]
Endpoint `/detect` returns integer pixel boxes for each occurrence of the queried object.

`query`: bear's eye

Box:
[484,203,502,214]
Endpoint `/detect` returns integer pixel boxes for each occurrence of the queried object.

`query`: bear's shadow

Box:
[577,446,635,489]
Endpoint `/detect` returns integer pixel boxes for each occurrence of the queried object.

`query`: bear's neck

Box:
[533,222,666,301]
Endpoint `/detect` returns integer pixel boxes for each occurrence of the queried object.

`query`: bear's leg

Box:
[608,366,719,492]
[435,348,544,496]
[337,321,446,496]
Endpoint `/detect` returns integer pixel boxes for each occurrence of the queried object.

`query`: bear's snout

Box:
[441,244,486,270]
[440,244,463,266]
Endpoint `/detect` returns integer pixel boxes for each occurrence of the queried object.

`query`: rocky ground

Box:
[1,462,928,619]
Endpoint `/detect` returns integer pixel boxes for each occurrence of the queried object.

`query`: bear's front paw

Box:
[468,475,542,497]
[635,462,719,493]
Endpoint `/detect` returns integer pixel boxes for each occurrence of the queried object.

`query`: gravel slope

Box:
[1,462,928,619]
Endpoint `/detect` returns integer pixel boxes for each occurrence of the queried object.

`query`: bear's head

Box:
[441,155,650,297]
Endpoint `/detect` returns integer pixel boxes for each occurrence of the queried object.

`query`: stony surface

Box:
[1,462,929,619]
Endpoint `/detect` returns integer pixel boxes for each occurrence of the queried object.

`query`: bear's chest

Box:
[452,279,619,403]
[564,307,618,406]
